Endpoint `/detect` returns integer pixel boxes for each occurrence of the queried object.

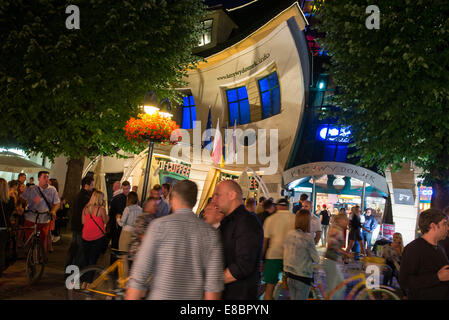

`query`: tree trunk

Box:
[431,180,449,211]
[62,158,85,208]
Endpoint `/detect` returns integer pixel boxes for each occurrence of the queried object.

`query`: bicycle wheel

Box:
[25,239,45,285]
[66,265,119,300]
[354,286,400,300]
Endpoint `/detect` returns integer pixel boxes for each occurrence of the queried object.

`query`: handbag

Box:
[89,207,109,254]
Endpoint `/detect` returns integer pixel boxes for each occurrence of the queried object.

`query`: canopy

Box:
[0,151,47,174]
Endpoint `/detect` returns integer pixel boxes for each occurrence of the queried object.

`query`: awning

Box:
[0,151,47,174]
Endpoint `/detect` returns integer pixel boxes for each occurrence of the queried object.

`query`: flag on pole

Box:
[203,106,212,150]
[212,118,222,165]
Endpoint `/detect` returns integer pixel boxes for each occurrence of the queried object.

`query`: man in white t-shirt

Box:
[303,200,322,245]
[262,198,295,300]
[21,171,60,255]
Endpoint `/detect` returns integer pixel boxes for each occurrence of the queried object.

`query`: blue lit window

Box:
[226,86,250,125]
[258,72,281,119]
[182,95,197,129]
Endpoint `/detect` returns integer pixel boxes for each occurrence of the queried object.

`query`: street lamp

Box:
[140,91,173,203]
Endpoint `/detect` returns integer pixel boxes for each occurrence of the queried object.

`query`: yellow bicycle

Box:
[309,256,400,300]
[66,249,129,300]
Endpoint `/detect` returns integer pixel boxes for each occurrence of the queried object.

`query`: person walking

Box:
[150,185,170,218]
[255,197,266,215]
[212,180,263,300]
[21,171,60,256]
[362,208,378,251]
[65,176,94,272]
[292,193,309,214]
[81,190,109,287]
[346,206,368,258]
[283,209,320,300]
[261,198,295,300]
[0,178,15,277]
[127,197,158,268]
[126,180,223,300]
[161,183,171,206]
[400,209,449,299]
[324,214,353,300]
[108,181,130,262]
[256,199,275,226]
[302,201,322,245]
[117,191,142,274]
[320,204,330,247]
[245,198,257,214]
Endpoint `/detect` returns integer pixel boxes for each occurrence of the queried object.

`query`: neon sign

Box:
[317,126,352,143]
[419,186,432,203]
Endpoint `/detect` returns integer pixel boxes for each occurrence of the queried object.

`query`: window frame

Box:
[257,71,281,119]
[199,19,213,47]
[182,95,196,129]
[226,86,250,126]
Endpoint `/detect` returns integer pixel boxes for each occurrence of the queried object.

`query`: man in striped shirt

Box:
[125,180,224,300]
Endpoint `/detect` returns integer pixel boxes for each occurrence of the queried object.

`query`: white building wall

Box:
[385,167,420,246]
[183,20,306,191]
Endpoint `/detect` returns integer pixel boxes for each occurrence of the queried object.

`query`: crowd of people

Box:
[0,171,68,276]
[3,172,449,300]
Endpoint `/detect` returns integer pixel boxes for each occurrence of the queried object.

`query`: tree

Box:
[314,0,449,209]
[0,0,206,204]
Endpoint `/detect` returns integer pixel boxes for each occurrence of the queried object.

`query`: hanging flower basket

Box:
[124,113,181,144]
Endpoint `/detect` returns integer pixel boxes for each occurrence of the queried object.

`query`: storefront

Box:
[418,185,432,213]
[283,162,389,222]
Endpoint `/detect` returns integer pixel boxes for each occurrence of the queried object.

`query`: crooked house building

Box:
[47,0,423,245]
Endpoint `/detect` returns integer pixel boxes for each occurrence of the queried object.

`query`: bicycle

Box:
[309,257,400,300]
[66,249,129,300]
[12,212,47,285]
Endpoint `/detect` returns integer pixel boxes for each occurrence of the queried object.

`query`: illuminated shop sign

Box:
[157,158,191,178]
[419,186,433,203]
[317,125,352,143]
[219,172,260,190]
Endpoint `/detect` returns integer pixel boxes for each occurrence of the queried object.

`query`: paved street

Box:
[0,231,109,300]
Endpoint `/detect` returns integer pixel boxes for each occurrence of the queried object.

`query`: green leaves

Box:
[314,0,449,184]
[0,0,206,161]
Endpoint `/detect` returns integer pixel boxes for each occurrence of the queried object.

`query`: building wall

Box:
[183,20,306,198]
[385,164,421,246]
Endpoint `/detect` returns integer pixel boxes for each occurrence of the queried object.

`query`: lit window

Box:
[182,95,197,129]
[258,72,281,119]
[226,86,250,125]
[198,19,213,46]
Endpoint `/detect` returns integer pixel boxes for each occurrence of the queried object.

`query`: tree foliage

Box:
[0,0,206,160]
[314,0,449,186]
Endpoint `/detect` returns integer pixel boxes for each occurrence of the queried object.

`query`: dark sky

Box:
[204,0,256,9]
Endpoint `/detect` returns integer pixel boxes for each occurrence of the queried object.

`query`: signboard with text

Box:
[393,188,415,206]
[157,158,191,179]
[379,224,395,241]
